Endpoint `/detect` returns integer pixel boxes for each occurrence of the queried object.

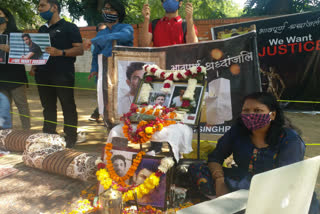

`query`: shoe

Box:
[77,131,86,143]
[88,117,99,122]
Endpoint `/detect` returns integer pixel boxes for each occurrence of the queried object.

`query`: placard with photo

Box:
[8,33,50,65]
[0,34,8,64]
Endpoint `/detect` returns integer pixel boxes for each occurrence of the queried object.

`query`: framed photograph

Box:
[107,50,166,124]
[98,146,140,194]
[0,34,8,64]
[135,81,205,125]
[131,156,171,210]
[8,33,50,65]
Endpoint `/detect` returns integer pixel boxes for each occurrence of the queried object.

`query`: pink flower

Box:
[151,68,157,73]
[144,65,149,71]
[160,72,166,79]
[164,83,171,88]
[145,76,153,82]
[181,100,190,108]
[197,66,202,73]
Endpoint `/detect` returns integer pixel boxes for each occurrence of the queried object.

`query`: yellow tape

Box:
[0,80,96,91]
[278,100,320,104]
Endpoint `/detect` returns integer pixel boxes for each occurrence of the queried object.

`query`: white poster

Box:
[8,33,50,65]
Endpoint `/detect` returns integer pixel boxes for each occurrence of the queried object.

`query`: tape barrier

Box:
[0,80,96,91]
[191,140,320,146]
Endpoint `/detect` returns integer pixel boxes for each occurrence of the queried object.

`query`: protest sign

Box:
[100,32,260,134]
[212,11,320,103]
[8,33,50,65]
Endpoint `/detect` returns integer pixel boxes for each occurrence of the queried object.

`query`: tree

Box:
[243,0,320,16]
[2,0,243,28]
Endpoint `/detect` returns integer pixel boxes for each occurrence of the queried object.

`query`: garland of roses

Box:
[104,143,145,187]
[121,105,177,144]
[141,65,206,109]
[96,157,175,203]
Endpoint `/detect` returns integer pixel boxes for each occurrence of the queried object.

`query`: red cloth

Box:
[148,16,198,47]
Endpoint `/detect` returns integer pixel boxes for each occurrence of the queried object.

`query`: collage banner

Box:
[212,11,320,104]
[101,32,261,134]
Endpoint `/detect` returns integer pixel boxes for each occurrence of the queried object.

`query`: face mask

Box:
[40,7,54,21]
[163,0,180,13]
[241,112,272,131]
[102,12,118,23]
[0,17,6,25]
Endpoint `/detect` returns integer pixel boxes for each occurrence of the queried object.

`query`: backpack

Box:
[151,18,187,43]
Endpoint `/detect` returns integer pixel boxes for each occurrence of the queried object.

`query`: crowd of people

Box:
[0,0,319,211]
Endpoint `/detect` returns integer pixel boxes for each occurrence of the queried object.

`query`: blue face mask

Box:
[40,6,54,21]
[0,17,6,25]
[163,0,180,13]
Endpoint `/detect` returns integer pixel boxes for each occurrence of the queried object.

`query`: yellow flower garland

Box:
[96,169,161,203]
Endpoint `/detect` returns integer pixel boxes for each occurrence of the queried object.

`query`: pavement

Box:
[0,86,320,213]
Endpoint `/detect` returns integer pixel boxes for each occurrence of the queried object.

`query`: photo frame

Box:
[129,155,171,210]
[98,146,141,195]
[107,50,166,124]
[0,34,8,64]
[134,81,206,126]
[8,33,50,65]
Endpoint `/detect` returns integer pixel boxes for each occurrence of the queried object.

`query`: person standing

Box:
[139,0,198,47]
[0,7,31,130]
[84,0,134,75]
[31,0,84,148]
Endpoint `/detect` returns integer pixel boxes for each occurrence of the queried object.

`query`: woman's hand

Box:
[215,177,229,197]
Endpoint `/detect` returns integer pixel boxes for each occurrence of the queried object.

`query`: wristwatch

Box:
[62,49,66,56]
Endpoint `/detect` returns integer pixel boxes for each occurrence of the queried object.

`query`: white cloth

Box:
[206,78,233,125]
[107,123,193,162]
[97,54,104,115]
[172,96,183,107]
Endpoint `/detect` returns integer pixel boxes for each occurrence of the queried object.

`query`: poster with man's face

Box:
[8,33,50,65]
[117,60,154,115]
[0,34,7,64]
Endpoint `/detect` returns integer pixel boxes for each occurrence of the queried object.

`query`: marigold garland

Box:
[105,143,145,187]
[97,157,175,203]
[122,105,177,144]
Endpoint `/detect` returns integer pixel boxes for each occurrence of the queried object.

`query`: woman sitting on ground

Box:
[189,92,319,213]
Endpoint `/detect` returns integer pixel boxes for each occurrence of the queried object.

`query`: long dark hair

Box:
[0,7,19,34]
[237,92,301,146]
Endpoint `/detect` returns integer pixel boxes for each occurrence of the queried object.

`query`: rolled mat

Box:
[4,130,38,152]
[42,149,83,176]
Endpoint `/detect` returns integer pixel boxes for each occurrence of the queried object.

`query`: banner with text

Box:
[102,32,260,134]
[212,11,320,104]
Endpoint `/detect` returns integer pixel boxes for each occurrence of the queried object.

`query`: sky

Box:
[74,0,247,27]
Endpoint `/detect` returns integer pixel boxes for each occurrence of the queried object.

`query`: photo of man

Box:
[132,157,167,208]
[111,154,126,177]
[21,33,43,59]
[171,88,185,107]
[154,94,166,106]
[118,61,146,115]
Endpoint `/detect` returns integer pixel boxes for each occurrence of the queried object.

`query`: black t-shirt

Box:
[29,42,43,59]
[36,19,82,82]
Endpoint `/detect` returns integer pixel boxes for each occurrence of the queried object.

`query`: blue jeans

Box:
[0,92,12,129]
